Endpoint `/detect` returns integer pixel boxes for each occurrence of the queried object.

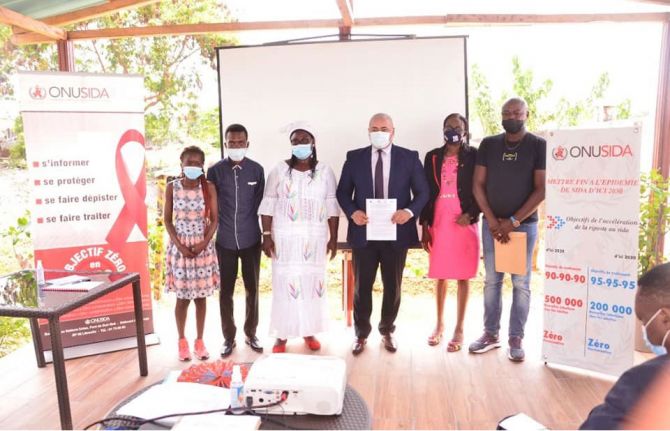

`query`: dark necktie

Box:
[374,149,384,199]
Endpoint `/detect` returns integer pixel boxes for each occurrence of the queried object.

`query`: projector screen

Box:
[216,36,468,243]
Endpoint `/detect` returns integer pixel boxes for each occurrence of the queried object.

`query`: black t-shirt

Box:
[476,132,546,223]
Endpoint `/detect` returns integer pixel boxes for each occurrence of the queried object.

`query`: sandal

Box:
[272,339,287,354]
[447,338,463,353]
[304,336,321,351]
[427,332,443,346]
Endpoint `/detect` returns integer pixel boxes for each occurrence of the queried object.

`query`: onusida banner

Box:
[542,125,641,376]
[18,71,154,351]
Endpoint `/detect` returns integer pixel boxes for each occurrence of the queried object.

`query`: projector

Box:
[244,353,347,415]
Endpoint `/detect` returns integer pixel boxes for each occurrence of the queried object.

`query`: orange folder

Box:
[494,232,527,275]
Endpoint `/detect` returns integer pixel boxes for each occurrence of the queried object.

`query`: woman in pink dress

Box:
[420,114,480,352]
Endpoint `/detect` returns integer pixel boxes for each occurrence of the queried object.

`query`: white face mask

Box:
[369,131,391,149]
[642,308,670,356]
[227,147,247,162]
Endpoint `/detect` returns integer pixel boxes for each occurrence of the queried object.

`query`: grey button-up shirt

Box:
[207,157,265,250]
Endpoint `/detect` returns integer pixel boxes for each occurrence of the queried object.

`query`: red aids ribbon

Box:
[106,129,148,249]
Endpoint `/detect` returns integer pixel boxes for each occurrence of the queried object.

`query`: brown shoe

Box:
[352,338,366,356]
[382,334,397,353]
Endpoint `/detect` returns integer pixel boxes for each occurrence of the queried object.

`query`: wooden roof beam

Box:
[335,0,354,27]
[11,0,161,37]
[10,12,670,45]
[0,5,65,40]
[11,19,341,44]
[41,0,161,27]
[354,12,670,26]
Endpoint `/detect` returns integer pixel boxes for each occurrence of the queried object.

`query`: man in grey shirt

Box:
[207,124,265,357]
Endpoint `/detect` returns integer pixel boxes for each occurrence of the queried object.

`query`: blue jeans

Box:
[481,218,538,339]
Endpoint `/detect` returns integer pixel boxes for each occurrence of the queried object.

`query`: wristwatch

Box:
[510,216,521,228]
[262,231,272,236]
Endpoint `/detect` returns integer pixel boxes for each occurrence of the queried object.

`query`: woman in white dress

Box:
[259,127,340,353]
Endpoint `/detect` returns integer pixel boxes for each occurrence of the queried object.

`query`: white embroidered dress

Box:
[259,161,340,338]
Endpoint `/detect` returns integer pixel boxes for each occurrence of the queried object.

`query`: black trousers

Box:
[352,241,408,339]
[216,242,261,341]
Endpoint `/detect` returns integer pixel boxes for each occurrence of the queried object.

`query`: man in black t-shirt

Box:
[468,97,546,362]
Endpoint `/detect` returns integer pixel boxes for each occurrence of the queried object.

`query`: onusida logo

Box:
[28,85,110,100]
[28,85,47,100]
[552,144,633,161]
[552,146,567,161]
[85,316,110,325]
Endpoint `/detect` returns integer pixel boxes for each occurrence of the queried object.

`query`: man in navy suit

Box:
[337,113,429,355]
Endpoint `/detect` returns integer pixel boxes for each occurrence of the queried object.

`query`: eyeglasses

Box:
[444,127,464,134]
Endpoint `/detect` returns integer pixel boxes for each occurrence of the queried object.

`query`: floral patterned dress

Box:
[165,179,220,299]
[259,161,340,338]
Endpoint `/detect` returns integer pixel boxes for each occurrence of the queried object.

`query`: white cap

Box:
[281,120,317,142]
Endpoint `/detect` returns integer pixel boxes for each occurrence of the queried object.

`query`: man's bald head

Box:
[502,97,528,113]
[369,113,394,129]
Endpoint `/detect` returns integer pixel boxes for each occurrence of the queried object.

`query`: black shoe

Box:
[245,336,263,353]
[382,334,397,353]
[220,339,236,357]
[352,338,366,356]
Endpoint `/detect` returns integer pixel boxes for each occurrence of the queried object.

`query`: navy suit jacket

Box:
[580,354,669,430]
[336,144,429,249]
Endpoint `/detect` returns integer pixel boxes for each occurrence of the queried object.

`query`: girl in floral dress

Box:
[165,146,219,361]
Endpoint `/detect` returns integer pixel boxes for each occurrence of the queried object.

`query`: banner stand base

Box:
[43,333,160,363]
[543,360,618,381]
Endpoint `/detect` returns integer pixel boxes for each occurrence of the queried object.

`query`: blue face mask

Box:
[444,129,462,144]
[642,308,670,356]
[183,166,203,180]
[292,144,313,160]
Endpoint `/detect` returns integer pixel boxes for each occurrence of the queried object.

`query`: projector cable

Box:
[83,394,288,430]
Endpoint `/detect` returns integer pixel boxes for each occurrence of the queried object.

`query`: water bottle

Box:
[229,365,244,414]
[36,260,45,286]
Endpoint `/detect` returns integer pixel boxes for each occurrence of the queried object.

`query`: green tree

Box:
[470,58,631,134]
[1,0,235,155]
[509,56,554,131]
[470,64,499,136]
[73,0,235,146]
[0,26,56,98]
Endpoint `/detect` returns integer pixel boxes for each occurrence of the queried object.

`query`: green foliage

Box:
[0,317,30,358]
[510,56,554,131]
[73,0,237,146]
[8,116,25,169]
[470,64,499,136]
[616,99,632,120]
[639,170,670,277]
[470,58,627,134]
[0,26,57,98]
[148,177,167,300]
[185,107,221,148]
[0,210,33,270]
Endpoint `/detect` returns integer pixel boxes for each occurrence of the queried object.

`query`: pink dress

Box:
[165,179,220,300]
[428,155,480,280]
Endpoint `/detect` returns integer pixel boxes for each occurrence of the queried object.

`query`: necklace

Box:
[504,137,522,151]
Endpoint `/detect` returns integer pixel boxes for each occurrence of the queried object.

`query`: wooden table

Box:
[0,270,148,429]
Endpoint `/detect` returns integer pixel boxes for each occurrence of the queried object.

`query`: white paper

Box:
[366,199,397,241]
[498,413,547,430]
[41,281,102,292]
[116,382,231,426]
[46,275,91,285]
[173,413,260,430]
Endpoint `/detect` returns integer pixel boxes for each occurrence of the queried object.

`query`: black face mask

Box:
[502,119,525,134]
